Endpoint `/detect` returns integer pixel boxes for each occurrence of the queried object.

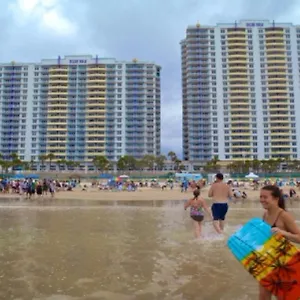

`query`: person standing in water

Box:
[259,185,300,300]
[208,173,233,234]
[184,189,212,238]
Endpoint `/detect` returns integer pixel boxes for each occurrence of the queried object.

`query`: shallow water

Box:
[0,199,299,300]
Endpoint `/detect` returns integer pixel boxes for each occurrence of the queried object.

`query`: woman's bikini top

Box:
[263,210,284,228]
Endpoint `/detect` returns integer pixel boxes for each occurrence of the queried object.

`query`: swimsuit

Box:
[263,210,284,228]
[211,203,228,221]
[190,201,204,222]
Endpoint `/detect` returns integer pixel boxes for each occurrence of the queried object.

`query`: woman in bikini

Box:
[184,189,212,238]
[259,185,300,300]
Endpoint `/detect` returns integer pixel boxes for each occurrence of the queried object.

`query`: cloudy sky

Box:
[0,0,299,158]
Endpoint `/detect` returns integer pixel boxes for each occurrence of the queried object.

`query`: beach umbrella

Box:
[11,174,25,179]
[245,172,259,179]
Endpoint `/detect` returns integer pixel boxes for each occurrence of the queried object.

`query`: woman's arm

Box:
[272,213,300,243]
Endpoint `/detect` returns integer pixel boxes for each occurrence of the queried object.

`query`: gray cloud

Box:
[0,0,300,158]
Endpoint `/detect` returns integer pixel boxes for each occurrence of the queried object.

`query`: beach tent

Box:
[99,173,113,179]
[11,174,25,179]
[175,173,202,181]
[27,174,40,179]
[119,175,129,178]
[245,172,259,179]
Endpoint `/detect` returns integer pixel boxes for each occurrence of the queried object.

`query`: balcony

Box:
[228,71,248,76]
[269,126,290,130]
[265,43,285,49]
[49,74,68,79]
[230,106,250,111]
[48,91,68,95]
[229,83,249,88]
[268,95,288,99]
[269,119,290,123]
[47,103,68,108]
[87,84,106,89]
[227,36,247,41]
[266,65,287,71]
[227,59,248,64]
[266,53,286,59]
[265,36,284,41]
[46,127,67,131]
[267,83,287,87]
[88,78,106,83]
[229,90,249,95]
[267,76,287,81]
[87,65,106,71]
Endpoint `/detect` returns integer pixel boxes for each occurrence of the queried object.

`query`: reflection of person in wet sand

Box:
[184,189,212,238]
[208,173,233,234]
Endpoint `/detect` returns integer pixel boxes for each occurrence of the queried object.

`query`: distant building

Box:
[0,55,161,169]
[181,20,300,161]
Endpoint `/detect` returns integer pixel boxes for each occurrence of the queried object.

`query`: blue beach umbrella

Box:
[11,174,25,179]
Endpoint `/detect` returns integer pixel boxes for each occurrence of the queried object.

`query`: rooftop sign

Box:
[69,59,87,64]
[246,22,264,27]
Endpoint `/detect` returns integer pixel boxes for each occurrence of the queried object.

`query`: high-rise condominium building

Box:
[181,19,300,161]
[0,55,161,168]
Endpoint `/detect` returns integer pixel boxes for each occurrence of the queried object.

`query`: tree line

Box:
[203,156,300,173]
[0,151,184,173]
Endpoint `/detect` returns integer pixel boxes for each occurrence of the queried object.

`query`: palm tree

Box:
[167,151,177,162]
[155,155,166,171]
[57,159,67,170]
[38,154,48,171]
[47,153,55,171]
[92,156,110,173]
[203,156,220,173]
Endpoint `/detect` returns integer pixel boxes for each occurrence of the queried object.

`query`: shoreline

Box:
[0,185,298,203]
[0,187,266,202]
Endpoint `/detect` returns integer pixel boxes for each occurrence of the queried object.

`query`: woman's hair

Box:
[193,189,200,199]
[261,185,285,210]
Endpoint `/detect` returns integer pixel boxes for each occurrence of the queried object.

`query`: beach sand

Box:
[2,185,260,201]
[0,185,298,202]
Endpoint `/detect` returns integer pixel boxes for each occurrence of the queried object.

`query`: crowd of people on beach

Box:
[0,178,78,199]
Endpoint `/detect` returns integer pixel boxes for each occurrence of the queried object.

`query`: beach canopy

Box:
[175,173,203,181]
[99,173,113,179]
[119,175,129,178]
[245,172,259,179]
[27,174,40,179]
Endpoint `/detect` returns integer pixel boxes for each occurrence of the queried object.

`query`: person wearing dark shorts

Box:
[208,173,233,234]
[211,203,228,221]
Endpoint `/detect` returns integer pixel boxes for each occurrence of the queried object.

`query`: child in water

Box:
[259,185,300,300]
[184,189,212,238]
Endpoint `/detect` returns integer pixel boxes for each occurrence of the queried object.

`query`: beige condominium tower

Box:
[181,19,300,162]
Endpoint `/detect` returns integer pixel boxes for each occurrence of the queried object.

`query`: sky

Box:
[1,0,300,158]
